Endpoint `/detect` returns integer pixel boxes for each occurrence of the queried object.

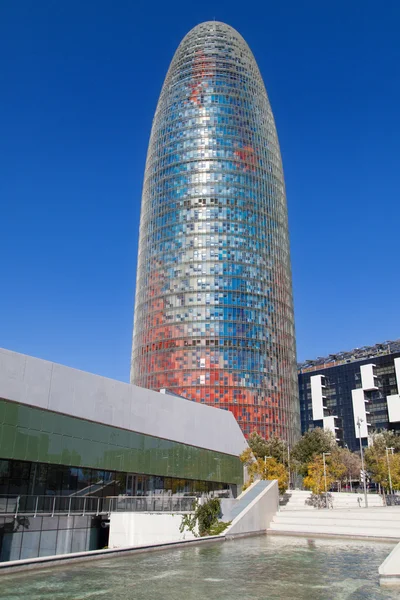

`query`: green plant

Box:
[179,502,198,536]
[208,520,231,535]
[180,497,230,537]
[197,497,221,536]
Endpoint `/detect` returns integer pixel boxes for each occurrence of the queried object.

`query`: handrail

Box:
[0,494,202,518]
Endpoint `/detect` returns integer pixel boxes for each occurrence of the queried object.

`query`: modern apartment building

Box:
[131,21,300,444]
[298,340,400,451]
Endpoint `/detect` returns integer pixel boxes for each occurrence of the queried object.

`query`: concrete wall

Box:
[0,347,247,456]
[225,480,279,536]
[379,541,400,586]
[109,513,198,548]
[109,482,280,548]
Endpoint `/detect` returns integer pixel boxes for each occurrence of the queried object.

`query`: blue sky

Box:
[1,1,399,381]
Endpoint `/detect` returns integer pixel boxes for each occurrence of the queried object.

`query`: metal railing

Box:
[0,494,200,518]
[107,495,198,513]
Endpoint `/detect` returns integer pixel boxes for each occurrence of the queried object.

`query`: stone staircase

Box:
[269,490,400,539]
[280,489,384,511]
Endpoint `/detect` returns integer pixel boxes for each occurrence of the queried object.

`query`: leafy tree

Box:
[365,440,400,493]
[263,458,288,494]
[366,453,389,491]
[291,428,336,476]
[332,447,361,489]
[246,432,268,459]
[367,431,400,455]
[337,448,362,481]
[303,455,334,495]
[240,452,288,494]
[303,453,344,495]
[328,449,347,483]
[247,432,288,465]
[365,431,400,490]
[240,447,254,467]
[390,454,400,490]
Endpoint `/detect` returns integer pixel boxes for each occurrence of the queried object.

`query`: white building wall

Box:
[387,357,400,423]
[311,375,325,421]
[387,395,400,423]
[360,364,378,390]
[352,388,369,438]
[310,376,341,439]
[109,513,198,548]
[323,415,337,436]
[351,363,379,440]
[395,358,400,389]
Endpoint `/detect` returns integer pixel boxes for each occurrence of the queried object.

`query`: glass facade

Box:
[0,458,229,501]
[0,456,232,562]
[0,512,102,562]
[0,398,242,485]
[131,21,300,443]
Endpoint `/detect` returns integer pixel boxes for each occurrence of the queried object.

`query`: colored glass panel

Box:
[131,22,300,444]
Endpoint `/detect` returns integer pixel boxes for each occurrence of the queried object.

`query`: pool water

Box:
[0,535,397,600]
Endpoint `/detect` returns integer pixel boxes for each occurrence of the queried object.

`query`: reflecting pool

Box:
[0,536,397,600]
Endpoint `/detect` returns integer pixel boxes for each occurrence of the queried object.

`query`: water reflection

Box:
[0,536,397,600]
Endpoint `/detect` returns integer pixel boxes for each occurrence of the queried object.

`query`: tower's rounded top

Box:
[189,20,239,30]
[182,20,246,43]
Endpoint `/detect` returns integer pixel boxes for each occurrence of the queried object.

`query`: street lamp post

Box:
[344,443,352,492]
[386,447,395,496]
[357,417,368,508]
[264,455,272,466]
[263,455,272,482]
[322,452,331,508]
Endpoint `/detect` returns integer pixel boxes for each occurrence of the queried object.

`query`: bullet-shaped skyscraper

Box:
[131,22,300,444]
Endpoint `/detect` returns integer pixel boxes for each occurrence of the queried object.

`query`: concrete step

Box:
[268,522,400,539]
[274,516,400,528]
[280,503,383,511]
[333,500,383,503]
[275,509,400,522]
[280,491,384,511]
[280,506,315,511]
[273,494,399,539]
[290,491,372,496]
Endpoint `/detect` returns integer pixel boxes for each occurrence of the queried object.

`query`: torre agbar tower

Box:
[131,22,300,444]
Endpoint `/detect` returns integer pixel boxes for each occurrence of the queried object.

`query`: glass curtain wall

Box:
[0,459,230,500]
[131,21,300,444]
